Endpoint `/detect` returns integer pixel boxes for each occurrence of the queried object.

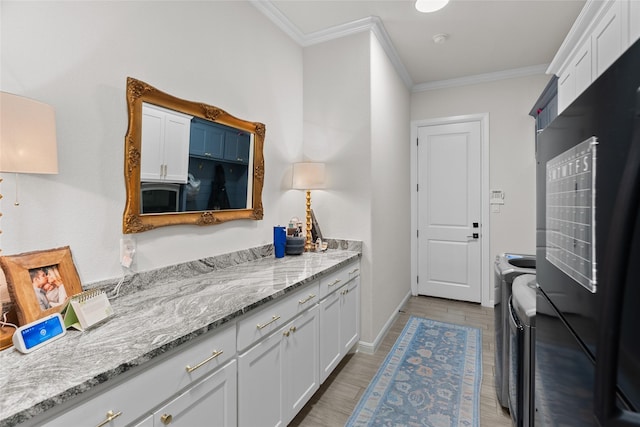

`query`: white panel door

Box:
[417,121,481,303]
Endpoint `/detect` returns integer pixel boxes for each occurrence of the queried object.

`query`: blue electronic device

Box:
[12,313,66,354]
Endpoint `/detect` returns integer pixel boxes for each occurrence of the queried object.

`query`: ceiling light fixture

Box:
[415,0,449,13]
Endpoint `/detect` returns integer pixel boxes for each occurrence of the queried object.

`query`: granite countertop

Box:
[0,248,360,427]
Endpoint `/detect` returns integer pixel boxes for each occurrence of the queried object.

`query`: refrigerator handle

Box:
[594,89,640,426]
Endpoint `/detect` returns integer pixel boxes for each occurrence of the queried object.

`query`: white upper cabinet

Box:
[630,0,640,45]
[551,0,640,113]
[141,102,192,183]
[592,0,624,78]
[573,39,592,98]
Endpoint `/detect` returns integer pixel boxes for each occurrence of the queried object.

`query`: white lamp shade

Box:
[292,162,325,190]
[0,92,58,174]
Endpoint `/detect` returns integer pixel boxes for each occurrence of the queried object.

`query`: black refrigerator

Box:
[535,39,640,426]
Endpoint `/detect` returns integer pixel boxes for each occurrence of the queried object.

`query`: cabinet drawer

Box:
[319,262,360,299]
[160,323,236,390]
[237,282,319,351]
[346,262,361,281]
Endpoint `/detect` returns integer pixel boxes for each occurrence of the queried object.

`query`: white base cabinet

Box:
[319,275,360,383]
[38,325,236,427]
[238,305,320,427]
[31,260,360,427]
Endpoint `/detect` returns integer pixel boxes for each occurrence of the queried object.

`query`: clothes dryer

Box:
[494,253,536,408]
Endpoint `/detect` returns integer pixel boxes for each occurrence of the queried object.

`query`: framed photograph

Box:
[311,209,324,243]
[0,246,83,326]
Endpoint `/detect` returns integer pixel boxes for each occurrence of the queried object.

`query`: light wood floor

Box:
[290,295,512,426]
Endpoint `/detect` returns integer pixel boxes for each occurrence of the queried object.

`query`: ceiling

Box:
[262,0,586,89]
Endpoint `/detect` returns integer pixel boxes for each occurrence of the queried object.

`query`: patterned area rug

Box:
[346,316,482,427]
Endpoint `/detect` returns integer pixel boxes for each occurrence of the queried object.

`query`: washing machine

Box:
[494,253,536,408]
[509,274,536,427]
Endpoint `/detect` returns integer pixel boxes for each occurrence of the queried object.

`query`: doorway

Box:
[410,114,491,306]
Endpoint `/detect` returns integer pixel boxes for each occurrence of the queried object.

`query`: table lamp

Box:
[0,91,58,349]
[292,162,325,251]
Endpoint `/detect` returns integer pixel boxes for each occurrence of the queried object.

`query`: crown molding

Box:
[251,1,413,89]
[412,63,549,92]
[250,0,307,45]
[252,0,553,93]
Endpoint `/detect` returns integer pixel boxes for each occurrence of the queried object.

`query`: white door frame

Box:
[410,113,491,307]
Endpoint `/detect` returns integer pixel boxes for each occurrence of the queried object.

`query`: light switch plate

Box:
[490,189,505,205]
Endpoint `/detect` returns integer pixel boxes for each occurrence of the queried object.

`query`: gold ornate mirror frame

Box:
[123,77,265,234]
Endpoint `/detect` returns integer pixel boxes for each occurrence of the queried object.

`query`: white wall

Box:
[303,32,374,341]
[369,33,411,344]
[303,31,411,346]
[411,74,550,265]
[0,1,304,284]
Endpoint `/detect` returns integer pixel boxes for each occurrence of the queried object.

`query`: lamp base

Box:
[304,190,314,251]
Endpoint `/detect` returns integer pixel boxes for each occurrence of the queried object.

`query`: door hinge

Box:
[417,275,419,284]
[416,184,419,192]
[417,229,419,238]
[416,138,419,146]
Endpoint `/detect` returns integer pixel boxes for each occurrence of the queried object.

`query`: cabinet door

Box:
[162,113,191,183]
[631,0,640,45]
[140,103,191,183]
[141,105,165,181]
[340,277,360,354]
[224,131,251,163]
[238,331,284,427]
[573,40,592,99]
[592,0,623,78]
[283,305,319,424]
[557,70,575,114]
[319,292,341,383]
[152,360,237,427]
[190,119,224,159]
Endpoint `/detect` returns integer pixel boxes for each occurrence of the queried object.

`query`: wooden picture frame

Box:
[0,246,83,326]
[311,209,324,243]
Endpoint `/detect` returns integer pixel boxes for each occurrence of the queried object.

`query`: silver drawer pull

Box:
[328,279,341,287]
[257,315,280,329]
[96,410,122,427]
[185,350,224,373]
[349,268,359,274]
[298,294,316,304]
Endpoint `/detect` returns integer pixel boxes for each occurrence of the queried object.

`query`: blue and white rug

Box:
[346,316,482,427]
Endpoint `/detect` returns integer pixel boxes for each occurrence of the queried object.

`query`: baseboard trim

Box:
[357,291,412,354]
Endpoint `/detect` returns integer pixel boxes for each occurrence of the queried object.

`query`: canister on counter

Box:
[274,226,286,258]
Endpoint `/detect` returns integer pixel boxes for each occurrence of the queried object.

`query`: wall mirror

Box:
[123,77,265,233]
